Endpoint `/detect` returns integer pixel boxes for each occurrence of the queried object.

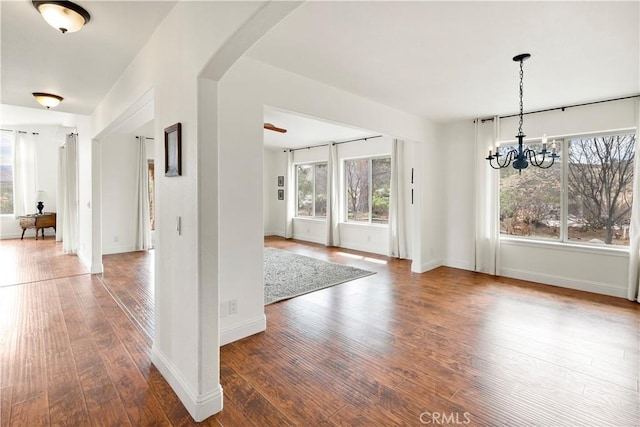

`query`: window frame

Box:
[295,161,327,219]
[343,155,391,226]
[498,128,636,249]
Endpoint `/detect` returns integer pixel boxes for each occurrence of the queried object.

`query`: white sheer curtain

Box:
[13,131,37,217]
[56,147,64,242]
[389,138,408,258]
[326,143,341,246]
[627,99,640,302]
[134,136,151,250]
[284,150,295,238]
[475,117,500,275]
[58,134,79,253]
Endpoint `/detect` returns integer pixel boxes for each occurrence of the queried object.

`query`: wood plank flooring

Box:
[0,236,638,426]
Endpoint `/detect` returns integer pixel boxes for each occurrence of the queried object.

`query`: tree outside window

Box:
[500,132,636,246]
[296,163,327,218]
[346,157,390,224]
[499,142,561,240]
[567,134,635,245]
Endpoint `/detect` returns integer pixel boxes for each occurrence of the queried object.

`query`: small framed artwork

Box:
[164,122,182,177]
[278,189,284,200]
[277,175,284,187]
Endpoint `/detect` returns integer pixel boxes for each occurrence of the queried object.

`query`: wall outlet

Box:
[113,235,119,243]
[228,299,238,314]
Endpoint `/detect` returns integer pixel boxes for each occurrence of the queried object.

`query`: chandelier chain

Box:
[518,59,524,136]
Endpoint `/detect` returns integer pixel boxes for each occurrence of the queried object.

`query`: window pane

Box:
[568,134,635,246]
[500,143,561,240]
[346,159,369,222]
[297,165,313,216]
[0,131,13,215]
[372,158,390,224]
[314,163,327,217]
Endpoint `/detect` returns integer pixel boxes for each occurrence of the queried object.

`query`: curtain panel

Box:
[284,150,295,239]
[135,136,151,250]
[59,134,79,253]
[389,138,408,258]
[13,131,37,217]
[326,143,341,246]
[627,99,640,302]
[474,117,500,275]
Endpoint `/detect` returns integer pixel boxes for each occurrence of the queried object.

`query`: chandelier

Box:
[486,53,559,172]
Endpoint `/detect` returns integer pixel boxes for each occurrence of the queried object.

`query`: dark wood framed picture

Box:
[164,122,182,177]
[277,175,284,187]
[278,189,284,200]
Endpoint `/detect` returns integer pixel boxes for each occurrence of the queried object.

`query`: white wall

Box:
[219,56,439,349]
[263,148,287,236]
[90,1,272,421]
[442,98,637,298]
[442,120,475,270]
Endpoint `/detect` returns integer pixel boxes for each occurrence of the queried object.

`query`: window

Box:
[296,163,327,218]
[345,157,391,224]
[500,132,636,246]
[0,131,14,215]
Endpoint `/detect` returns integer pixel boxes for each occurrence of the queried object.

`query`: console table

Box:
[18,212,56,240]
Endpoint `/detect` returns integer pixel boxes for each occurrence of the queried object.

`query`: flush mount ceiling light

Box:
[32,92,64,109]
[32,1,91,34]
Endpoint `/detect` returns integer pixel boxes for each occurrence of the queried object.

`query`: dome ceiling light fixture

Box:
[32,92,64,109]
[32,1,91,34]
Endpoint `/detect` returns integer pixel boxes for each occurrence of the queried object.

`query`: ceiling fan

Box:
[264,123,287,133]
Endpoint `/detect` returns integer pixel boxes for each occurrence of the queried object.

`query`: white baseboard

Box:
[292,233,325,245]
[443,258,474,271]
[264,230,285,237]
[151,347,223,422]
[500,267,628,298]
[338,241,387,256]
[413,258,443,273]
[103,244,137,255]
[220,314,266,346]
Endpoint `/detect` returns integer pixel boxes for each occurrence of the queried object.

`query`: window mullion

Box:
[312,166,316,217]
[561,140,568,242]
[369,159,373,224]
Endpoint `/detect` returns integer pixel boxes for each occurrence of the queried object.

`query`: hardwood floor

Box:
[1,236,638,426]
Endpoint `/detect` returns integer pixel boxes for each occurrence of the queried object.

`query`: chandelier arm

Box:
[488,149,516,169]
[535,156,557,169]
[525,148,558,169]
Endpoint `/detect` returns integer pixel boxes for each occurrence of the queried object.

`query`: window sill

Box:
[340,221,389,229]
[500,236,629,258]
[293,217,326,223]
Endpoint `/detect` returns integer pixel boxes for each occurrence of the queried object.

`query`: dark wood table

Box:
[18,212,57,240]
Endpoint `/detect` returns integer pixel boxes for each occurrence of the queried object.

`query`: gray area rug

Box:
[264,247,375,305]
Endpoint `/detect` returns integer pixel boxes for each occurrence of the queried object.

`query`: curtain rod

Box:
[0,128,39,135]
[136,136,154,140]
[477,94,640,123]
[284,135,383,152]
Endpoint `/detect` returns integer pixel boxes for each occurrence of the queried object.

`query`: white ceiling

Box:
[1,0,176,115]
[1,1,638,133]
[263,108,378,150]
[249,1,640,123]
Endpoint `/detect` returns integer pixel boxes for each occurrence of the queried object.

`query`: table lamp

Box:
[36,190,46,215]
